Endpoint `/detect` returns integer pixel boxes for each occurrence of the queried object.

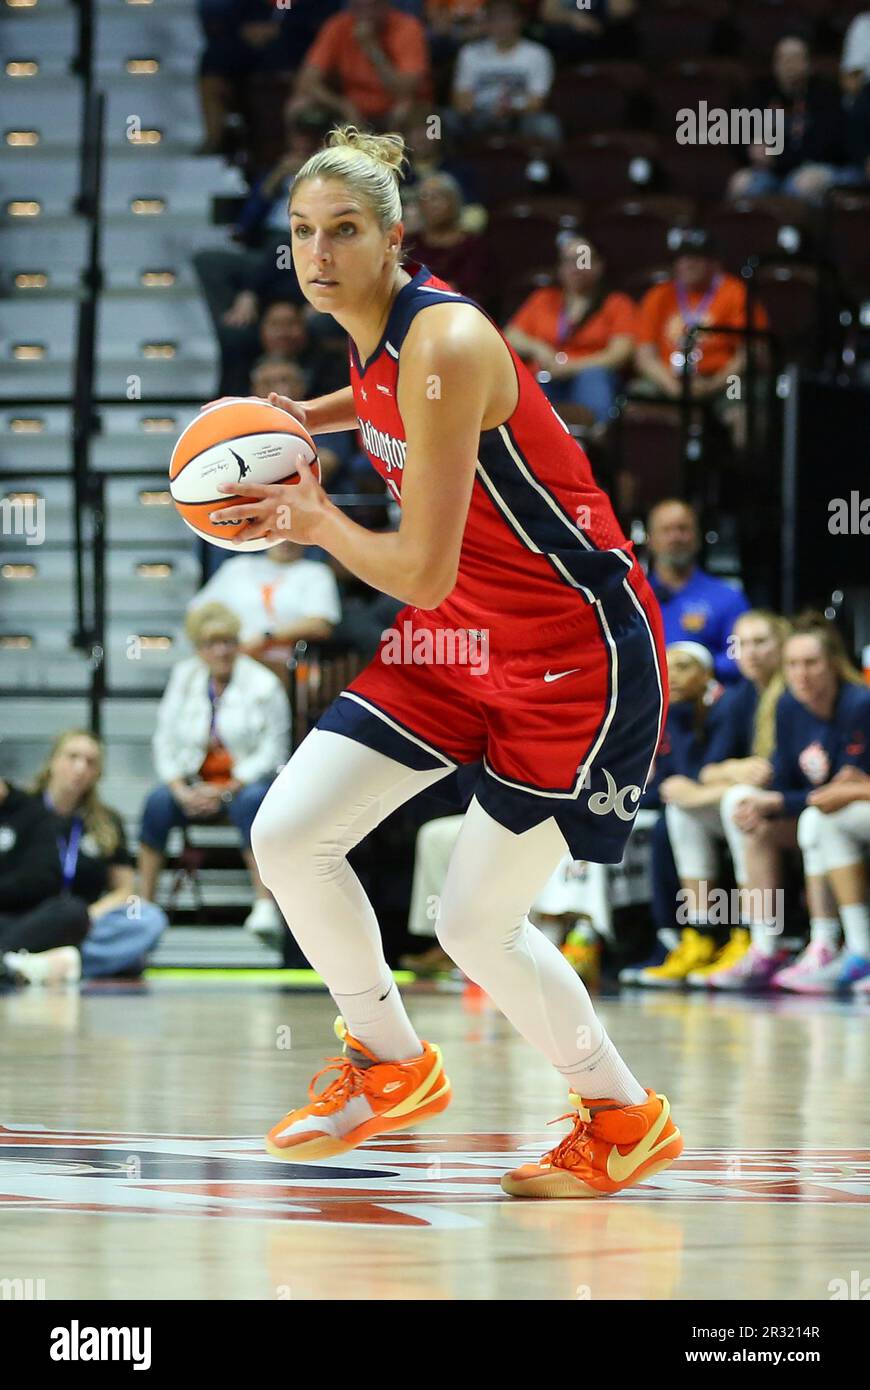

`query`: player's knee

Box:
[796,805,824,853]
[720,783,754,829]
[250,794,307,881]
[434,897,476,961]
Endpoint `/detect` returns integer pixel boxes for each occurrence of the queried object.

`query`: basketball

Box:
[168,397,321,551]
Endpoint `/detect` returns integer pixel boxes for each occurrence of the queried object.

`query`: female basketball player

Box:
[211,127,682,1197]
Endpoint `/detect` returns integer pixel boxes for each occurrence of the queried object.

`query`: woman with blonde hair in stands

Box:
[3,730,167,986]
[658,609,791,987]
[714,614,870,992]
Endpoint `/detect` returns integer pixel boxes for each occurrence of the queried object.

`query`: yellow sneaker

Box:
[561,921,601,986]
[686,927,750,987]
[638,927,716,988]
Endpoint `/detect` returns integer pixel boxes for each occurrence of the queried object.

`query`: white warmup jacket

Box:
[152,654,290,785]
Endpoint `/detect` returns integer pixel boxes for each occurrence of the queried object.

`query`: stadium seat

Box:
[613,403,686,514]
[104,548,200,621]
[649,60,748,135]
[827,192,870,297]
[1,222,90,297]
[461,141,558,208]
[1,153,80,217]
[0,77,82,149]
[559,133,661,203]
[500,269,555,323]
[732,2,820,55]
[587,197,698,278]
[0,408,73,474]
[548,66,632,138]
[0,477,76,547]
[609,263,673,298]
[238,73,296,177]
[0,12,77,75]
[101,480,190,546]
[101,154,246,217]
[94,6,203,78]
[658,142,741,202]
[706,196,814,273]
[0,300,77,399]
[754,262,825,366]
[485,204,581,287]
[102,78,203,151]
[635,6,719,62]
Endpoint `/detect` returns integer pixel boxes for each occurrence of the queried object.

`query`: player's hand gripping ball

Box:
[169,396,322,551]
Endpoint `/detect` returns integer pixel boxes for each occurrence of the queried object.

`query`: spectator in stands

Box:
[838,25,870,190]
[197,0,340,155]
[537,0,637,63]
[199,290,346,399]
[1,733,167,986]
[505,235,636,423]
[633,228,769,445]
[449,0,561,145]
[139,603,291,940]
[800,767,870,997]
[716,615,870,992]
[652,611,790,989]
[406,173,490,302]
[842,10,870,98]
[727,35,850,204]
[400,105,486,232]
[287,0,431,131]
[426,0,489,67]
[193,109,330,347]
[188,541,341,664]
[630,642,725,987]
[0,774,69,982]
[645,499,750,684]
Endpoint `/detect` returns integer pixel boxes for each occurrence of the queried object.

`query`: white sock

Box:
[332,976,423,1063]
[839,903,870,957]
[749,920,782,956]
[809,917,841,949]
[556,1028,647,1106]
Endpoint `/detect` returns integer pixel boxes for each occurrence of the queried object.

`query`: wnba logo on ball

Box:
[381,620,489,674]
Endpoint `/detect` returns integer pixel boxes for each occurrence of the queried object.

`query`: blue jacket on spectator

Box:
[702,677,759,766]
[649,568,750,684]
[641,697,726,809]
[770,684,870,818]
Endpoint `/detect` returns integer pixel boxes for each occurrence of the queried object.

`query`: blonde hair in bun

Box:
[291,124,407,232]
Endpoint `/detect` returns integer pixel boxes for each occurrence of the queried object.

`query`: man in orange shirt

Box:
[635,228,767,403]
[289,0,431,129]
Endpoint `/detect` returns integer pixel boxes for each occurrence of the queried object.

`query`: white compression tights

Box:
[251,729,645,1103]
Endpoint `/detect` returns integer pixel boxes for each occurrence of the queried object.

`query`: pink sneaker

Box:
[706,943,790,992]
[771,939,839,993]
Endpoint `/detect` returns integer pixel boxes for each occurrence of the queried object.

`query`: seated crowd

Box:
[402,601,870,998]
[191,2,870,430]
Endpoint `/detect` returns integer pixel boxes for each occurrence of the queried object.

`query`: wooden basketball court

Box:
[2,980,868,1301]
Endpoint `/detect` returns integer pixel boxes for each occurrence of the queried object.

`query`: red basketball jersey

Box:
[348,260,639,633]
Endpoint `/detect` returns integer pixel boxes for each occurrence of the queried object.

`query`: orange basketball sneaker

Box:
[265,1017,452,1162]
[501,1090,683,1198]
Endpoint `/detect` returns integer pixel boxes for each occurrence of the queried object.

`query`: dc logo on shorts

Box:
[584,768,642,822]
